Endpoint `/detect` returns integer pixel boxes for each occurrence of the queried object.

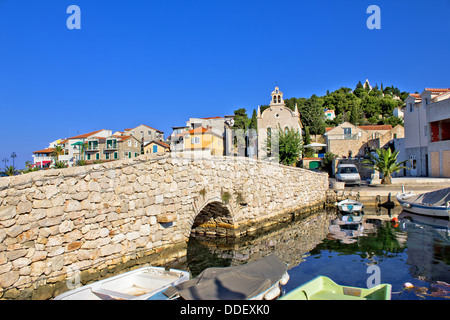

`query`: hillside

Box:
[259,81,407,135]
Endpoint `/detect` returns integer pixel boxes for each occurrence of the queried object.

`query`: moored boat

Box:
[396,187,450,219]
[54,266,190,300]
[160,254,289,300]
[337,199,364,214]
[279,276,391,300]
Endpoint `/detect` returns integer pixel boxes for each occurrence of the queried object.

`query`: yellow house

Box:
[144,140,170,154]
[184,126,224,156]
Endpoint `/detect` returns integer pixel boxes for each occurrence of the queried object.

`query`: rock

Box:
[64,200,82,212]
[0,206,16,221]
[157,213,177,223]
[0,271,19,288]
[16,201,32,214]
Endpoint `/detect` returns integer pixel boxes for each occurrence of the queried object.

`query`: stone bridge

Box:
[0,154,328,298]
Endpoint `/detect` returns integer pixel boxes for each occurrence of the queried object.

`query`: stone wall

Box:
[0,153,328,298]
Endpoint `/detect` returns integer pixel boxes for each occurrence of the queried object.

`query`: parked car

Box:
[335,164,361,186]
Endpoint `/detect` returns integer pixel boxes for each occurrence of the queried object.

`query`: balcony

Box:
[86,146,99,152]
[105,143,118,150]
[326,134,359,140]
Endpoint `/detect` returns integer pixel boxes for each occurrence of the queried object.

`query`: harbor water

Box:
[179,206,450,300]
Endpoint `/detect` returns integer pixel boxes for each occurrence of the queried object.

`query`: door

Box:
[430,152,440,177]
[443,151,450,178]
[410,155,417,176]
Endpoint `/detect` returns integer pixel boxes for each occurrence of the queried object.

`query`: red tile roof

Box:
[358,125,392,131]
[33,148,55,154]
[200,116,223,120]
[425,88,450,93]
[145,140,170,148]
[410,93,421,98]
[68,130,103,140]
[187,127,209,134]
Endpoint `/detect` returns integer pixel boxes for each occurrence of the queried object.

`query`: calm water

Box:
[182,208,450,300]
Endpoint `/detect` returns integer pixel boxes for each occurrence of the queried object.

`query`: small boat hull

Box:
[280,276,391,300]
[396,192,450,219]
[337,199,364,214]
[54,266,190,300]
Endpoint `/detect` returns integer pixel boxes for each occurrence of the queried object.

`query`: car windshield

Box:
[338,167,358,174]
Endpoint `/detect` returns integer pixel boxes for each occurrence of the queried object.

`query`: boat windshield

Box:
[338,167,358,174]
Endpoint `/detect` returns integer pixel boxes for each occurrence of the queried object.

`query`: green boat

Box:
[279,276,391,300]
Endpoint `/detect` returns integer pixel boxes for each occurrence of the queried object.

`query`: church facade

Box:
[256,86,303,160]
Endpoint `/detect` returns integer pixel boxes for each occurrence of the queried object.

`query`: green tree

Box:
[274,125,302,166]
[232,108,249,130]
[362,148,409,184]
[51,145,65,164]
[299,95,325,135]
[248,109,257,130]
[349,100,364,125]
[303,126,314,158]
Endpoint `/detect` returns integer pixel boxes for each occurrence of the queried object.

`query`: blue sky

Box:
[0,0,449,169]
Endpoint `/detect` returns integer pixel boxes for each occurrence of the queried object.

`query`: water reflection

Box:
[182,207,450,299]
[399,211,450,284]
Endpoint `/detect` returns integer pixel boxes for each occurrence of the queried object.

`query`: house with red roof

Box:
[324,122,404,159]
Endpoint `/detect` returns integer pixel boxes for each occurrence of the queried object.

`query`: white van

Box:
[335,164,361,186]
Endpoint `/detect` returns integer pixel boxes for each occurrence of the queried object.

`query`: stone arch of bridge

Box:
[187,197,237,238]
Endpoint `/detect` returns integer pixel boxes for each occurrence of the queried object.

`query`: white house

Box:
[324,109,336,121]
[403,88,450,177]
[57,129,112,166]
[425,89,450,177]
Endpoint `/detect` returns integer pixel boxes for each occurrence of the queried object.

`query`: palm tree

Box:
[51,145,65,163]
[362,148,409,184]
[4,165,16,176]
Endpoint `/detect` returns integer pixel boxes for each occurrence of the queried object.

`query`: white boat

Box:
[161,254,289,300]
[54,266,190,300]
[396,187,450,219]
[337,199,364,214]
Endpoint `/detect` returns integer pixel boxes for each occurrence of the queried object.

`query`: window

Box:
[114,152,118,159]
[277,95,281,103]
[191,137,200,144]
[343,128,352,135]
[96,153,99,160]
[409,103,413,112]
[134,141,138,147]
[134,152,138,157]
[128,140,131,146]
[153,145,158,153]
[424,125,427,136]
[106,153,110,160]
[87,154,91,160]
[284,127,289,134]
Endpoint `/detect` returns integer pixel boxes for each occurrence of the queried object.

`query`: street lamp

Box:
[2,158,9,170]
[11,152,17,169]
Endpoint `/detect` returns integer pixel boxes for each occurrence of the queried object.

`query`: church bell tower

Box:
[270,86,284,107]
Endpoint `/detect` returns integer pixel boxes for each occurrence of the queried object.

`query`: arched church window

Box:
[285,127,289,134]
[273,96,277,103]
[278,95,281,103]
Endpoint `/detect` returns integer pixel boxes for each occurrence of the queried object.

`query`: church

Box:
[256,86,303,160]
